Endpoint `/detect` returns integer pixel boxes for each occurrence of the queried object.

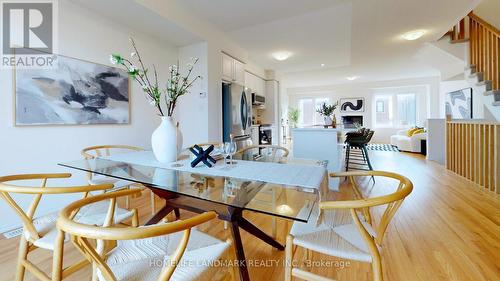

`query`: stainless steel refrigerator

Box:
[222,82,253,150]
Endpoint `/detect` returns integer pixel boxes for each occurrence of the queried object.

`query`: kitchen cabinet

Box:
[221,53,245,85]
[264,80,279,125]
[271,125,278,145]
[250,125,260,146]
[244,71,266,97]
[222,54,233,82]
[233,60,245,86]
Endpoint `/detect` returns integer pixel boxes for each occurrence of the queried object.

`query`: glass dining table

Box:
[59,152,326,281]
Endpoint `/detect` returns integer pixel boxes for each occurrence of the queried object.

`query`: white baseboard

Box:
[2,227,23,239]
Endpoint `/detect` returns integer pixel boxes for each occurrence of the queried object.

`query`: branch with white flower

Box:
[110,38,201,117]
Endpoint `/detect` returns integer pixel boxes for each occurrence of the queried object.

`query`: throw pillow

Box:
[411,128,425,136]
[407,127,418,137]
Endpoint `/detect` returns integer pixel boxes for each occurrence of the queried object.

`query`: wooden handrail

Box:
[446,121,499,193]
[468,12,499,91]
[469,12,500,35]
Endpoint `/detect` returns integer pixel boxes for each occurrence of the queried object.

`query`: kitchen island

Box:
[292,127,343,191]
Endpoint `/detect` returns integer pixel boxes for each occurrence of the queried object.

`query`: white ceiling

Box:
[71,0,482,86]
[177,0,343,32]
[228,3,352,72]
[69,0,201,47]
[176,0,480,82]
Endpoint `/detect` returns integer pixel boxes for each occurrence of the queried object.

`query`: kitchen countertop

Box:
[293,127,338,132]
[252,123,275,127]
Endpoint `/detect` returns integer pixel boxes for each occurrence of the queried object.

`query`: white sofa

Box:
[390,129,427,153]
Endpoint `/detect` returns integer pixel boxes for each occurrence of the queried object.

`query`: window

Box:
[373,93,418,128]
[397,93,416,127]
[314,98,329,124]
[373,95,393,127]
[298,98,313,125]
[298,97,330,126]
[376,101,385,113]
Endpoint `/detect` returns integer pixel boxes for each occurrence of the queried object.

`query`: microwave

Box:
[252,93,265,106]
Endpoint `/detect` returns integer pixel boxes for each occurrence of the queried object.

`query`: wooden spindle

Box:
[459,18,465,40]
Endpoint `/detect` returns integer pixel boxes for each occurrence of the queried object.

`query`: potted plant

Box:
[110,38,201,163]
[316,102,339,126]
[288,107,299,128]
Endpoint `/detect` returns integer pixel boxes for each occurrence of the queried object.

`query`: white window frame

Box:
[297,96,331,126]
[372,94,394,128]
[372,92,419,129]
[396,93,417,128]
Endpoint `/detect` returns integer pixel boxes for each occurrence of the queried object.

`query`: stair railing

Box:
[446,120,499,193]
[450,17,468,41]
[469,12,500,91]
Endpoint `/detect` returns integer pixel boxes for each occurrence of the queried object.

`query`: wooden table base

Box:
[145,187,284,281]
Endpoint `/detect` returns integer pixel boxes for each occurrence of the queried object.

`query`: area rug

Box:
[365,144,399,152]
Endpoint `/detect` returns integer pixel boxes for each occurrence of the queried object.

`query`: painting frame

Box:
[340,97,365,113]
[13,50,131,127]
[445,87,473,119]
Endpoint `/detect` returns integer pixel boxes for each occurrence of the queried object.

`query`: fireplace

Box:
[341,115,363,129]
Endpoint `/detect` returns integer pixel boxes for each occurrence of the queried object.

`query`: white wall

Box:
[287,77,440,143]
[474,0,500,29]
[176,42,209,147]
[0,0,178,232]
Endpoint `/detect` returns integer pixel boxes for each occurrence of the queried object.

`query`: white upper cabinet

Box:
[233,60,245,85]
[244,71,266,97]
[221,53,245,86]
[222,54,234,82]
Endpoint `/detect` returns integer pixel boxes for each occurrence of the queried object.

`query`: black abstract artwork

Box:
[340,98,365,112]
[445,88,472,119]
[16,55,129,125]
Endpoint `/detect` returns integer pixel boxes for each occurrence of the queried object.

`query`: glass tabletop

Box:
[59,156,320,222]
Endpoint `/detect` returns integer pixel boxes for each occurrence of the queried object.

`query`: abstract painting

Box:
[340,97,365,112]
[445,88,472,119]
[15,55,129,125]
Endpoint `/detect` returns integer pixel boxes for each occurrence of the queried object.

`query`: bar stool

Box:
[345,129,375,172]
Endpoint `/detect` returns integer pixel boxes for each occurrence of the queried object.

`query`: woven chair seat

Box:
[98,229,230,281]
[25,200,134,250]
[290,206,377,263]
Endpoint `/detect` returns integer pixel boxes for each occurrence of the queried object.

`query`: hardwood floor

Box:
[0,150,499,280]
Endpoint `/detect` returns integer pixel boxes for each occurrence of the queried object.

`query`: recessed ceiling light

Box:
[401,30,426,41]
[272,51,292,61]
[346,76,358,81]
[320,63,325,67]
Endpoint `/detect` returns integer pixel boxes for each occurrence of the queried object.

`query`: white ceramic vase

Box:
[152,168,178,190]
[151,116,182,163]
[324,116,333,126]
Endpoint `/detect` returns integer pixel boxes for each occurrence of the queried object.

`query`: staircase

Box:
[465,64,500,121]
[444,13,500,194]
[440,12,500,121]
[463,13,500,110]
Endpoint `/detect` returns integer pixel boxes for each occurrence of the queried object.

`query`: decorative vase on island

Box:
[324,116,333,126]
[151,116,182,163]
[332,114,337,128]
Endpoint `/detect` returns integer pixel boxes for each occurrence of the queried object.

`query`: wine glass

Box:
[223,142,231,166]
[228,142,237,165]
